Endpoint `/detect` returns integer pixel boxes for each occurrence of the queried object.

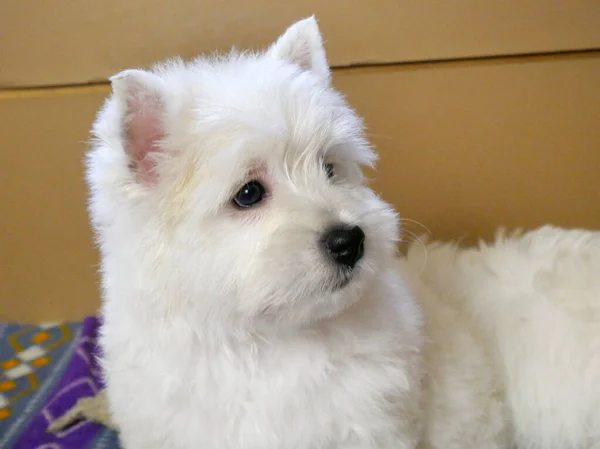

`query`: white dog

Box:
[86,17,600,449]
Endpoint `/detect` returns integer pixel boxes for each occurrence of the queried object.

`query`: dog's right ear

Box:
[110,69,168,186]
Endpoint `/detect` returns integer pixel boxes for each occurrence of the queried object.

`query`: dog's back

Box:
[404,226,600,448]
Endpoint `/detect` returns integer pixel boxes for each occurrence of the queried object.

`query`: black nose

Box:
[322,225,365,268]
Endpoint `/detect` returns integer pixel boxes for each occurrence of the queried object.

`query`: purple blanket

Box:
[0,317,120,449]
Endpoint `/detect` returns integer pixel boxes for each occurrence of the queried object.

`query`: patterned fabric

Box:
[0,317,120,449]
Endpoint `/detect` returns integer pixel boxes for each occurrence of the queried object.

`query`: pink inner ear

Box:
[126,94,165,186]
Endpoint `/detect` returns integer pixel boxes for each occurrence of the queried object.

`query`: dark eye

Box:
[233,181,266,209]
[324,163,335,179]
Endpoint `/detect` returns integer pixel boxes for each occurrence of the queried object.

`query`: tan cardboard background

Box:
[337,53,600,240]
[1,87,107,322]
[1,0,600,88]
[2,53,599,322]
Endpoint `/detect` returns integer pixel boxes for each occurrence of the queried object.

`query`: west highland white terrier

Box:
[86,16,600,449]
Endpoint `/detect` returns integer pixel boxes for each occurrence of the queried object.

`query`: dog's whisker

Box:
[402,229,429,274]
[400,218,432,237]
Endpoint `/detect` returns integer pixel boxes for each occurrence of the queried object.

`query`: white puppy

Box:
[86,16,600,449]
[87,16,422,449]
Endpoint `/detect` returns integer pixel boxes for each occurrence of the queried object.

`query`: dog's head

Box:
[88,17,400,329]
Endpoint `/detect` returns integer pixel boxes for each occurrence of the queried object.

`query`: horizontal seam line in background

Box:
[0,47,598,94]
[334,47,600,70]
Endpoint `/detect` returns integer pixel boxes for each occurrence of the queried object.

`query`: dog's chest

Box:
[154,335,413,448]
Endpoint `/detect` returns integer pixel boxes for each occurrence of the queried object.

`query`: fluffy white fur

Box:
[86,16,600,449]
[403,227,600,449]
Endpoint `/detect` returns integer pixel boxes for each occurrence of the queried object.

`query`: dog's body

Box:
[406,227,600,449]
[86,17,600,449]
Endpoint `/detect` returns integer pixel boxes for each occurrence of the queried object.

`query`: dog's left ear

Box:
[268,16,330,82]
